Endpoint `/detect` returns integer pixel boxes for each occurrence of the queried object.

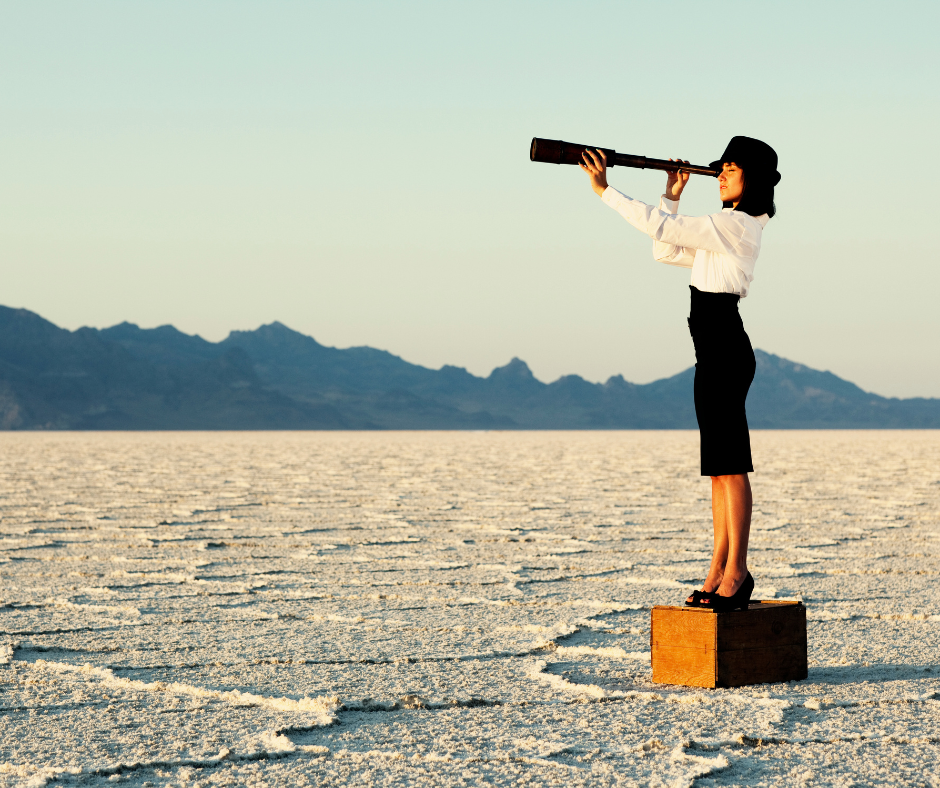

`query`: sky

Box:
[1,0,938,397]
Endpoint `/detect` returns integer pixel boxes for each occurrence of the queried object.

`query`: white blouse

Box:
[600,187,770,297]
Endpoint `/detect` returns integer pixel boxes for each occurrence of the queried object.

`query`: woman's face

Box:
[718,162,745,206]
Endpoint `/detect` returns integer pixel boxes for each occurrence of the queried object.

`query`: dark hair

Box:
[724,167,776,218]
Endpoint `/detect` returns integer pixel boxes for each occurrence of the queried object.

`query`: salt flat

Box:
[1,430,939,787]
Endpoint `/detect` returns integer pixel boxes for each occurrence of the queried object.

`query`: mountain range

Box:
[0,305,937,430]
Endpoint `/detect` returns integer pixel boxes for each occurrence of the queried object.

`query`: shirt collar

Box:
[723,206,771,228]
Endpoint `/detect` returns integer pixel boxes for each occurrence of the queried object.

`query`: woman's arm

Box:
[653,160,696,265]
[602,190,749,256]
[653,196,694,268]
[582,149,750,256]
[581,150,690,200]
[583,151,694,266]
[663,159,690,202]
[581,149,610,196]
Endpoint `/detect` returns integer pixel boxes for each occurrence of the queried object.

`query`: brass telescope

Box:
[530,137,719,177]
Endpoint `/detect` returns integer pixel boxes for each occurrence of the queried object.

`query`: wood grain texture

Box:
[650,607,716,650]
[717,603,807,652]
[651,644,717,688]
[716,644,808,687]
[650,602,808,688]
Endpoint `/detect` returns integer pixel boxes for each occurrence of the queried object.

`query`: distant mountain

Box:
[0,308,347,430]
[0,305,936,430]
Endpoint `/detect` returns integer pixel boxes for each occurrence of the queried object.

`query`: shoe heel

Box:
[737,572,755,610]
[707,571,754,612]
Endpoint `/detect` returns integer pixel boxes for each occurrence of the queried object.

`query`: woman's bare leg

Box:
[687,473,753,603]
[686,477,730,603]
[713,473,752,596]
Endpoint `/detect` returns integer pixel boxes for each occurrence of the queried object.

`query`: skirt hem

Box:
[700,465,754,478]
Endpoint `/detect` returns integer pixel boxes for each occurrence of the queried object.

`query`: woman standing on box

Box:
[580,136,780,612]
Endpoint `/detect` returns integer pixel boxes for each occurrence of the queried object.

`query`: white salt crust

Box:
[1,430,939,787]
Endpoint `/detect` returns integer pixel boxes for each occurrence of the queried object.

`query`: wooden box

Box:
[651,601,807,688]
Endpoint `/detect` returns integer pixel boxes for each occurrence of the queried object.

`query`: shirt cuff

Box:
[601,186,621,206]
[660,196,679,214]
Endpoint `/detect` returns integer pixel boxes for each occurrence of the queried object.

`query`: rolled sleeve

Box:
[653,195,694,268]
[660,196,679,214]
[603,187,749,256]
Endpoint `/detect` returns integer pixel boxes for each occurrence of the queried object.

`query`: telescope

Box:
[529,137,718,178]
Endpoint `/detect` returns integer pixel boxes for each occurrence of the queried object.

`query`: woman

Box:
[580,136,780,611]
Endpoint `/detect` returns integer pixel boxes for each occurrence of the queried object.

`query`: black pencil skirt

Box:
[687,286,756,477]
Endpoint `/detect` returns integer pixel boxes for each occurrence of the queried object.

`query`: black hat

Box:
[710,136,781,185]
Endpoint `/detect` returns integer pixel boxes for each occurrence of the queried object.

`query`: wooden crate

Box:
[651,601,807,688]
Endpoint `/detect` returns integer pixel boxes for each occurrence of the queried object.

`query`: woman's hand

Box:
[665,159,690,201]
[580,149,609,197]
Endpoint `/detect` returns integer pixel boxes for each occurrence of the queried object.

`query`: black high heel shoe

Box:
[703,572,754,612]
[685,588,718,607]
[685,590,704,607]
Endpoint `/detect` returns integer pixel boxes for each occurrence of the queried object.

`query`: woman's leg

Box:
[712,473,752,596]
[687,476,731,603]
[707,476,731,587]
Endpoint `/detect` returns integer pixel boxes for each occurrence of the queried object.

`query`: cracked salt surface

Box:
[1,431,939,787]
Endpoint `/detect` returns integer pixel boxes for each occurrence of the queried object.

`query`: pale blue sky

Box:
[2,1,938,396]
